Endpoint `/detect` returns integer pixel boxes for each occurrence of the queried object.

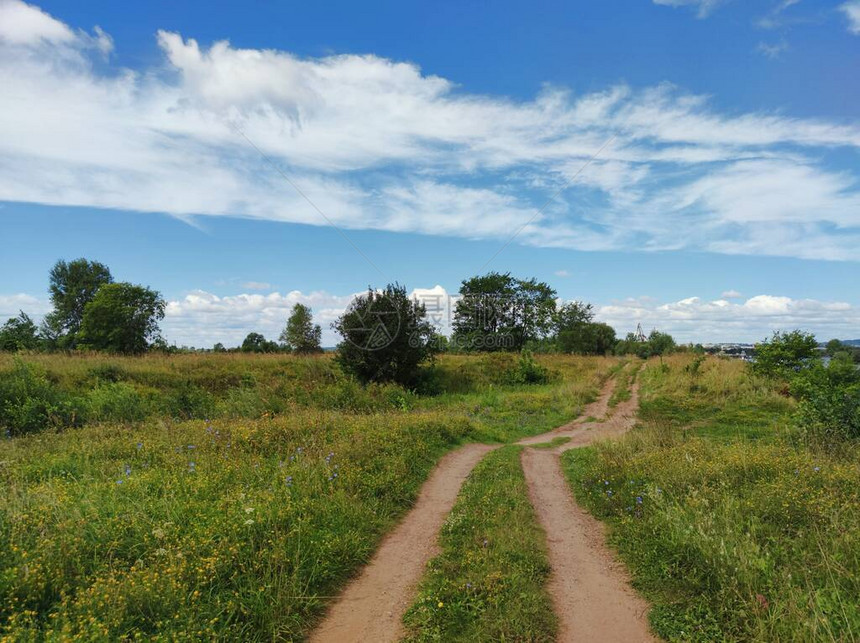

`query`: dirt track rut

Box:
[309,443,497,643]
[311,368,652,642]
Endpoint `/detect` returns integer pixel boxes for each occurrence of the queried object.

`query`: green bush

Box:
[161,381,216,420]
[87,382,149,423]
[0,360,84,435]
[791,355,860,442]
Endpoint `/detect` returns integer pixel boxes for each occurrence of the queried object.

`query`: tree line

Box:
[2,262,681,377]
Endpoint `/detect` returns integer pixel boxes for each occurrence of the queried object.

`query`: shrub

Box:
[751,330,818,379]
[791,355,860,442]
[87,382,149,423]
[0,360,84,435]
[333,283,437,386]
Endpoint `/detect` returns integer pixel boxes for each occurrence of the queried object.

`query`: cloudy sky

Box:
[1,0,858,346]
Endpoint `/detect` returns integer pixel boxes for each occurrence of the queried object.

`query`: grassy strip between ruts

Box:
[562,356,860,642]
[403,446,555,642]
[0,355,611,641]
[608,359,638,408]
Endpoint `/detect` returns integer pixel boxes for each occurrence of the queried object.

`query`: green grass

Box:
[0,353,613,640]
[528,436,571,449]
[403,446,555,642]
[608,359,639,408]
[562,355,860,642]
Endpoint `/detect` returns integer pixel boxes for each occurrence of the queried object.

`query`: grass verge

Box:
[403,446,555,642]
[561,356,860,642]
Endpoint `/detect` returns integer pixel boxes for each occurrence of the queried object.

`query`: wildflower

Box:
[813,466,820,472]
[187,444,196,450]
[604,480,610,485]
[466,583,472,589]
[244,519,254,526]
[636,496,643,504]
[286,476,293,486]
[116,479,124,485]
[124,464,132,477]
[437,601,444,608]
[188,461,196,472]
[244,507,254,514]
[607,490,613,497]
[136,442,143,450]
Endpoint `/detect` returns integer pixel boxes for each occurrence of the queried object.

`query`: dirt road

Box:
[311,370,652,642]
[309,443,497,643]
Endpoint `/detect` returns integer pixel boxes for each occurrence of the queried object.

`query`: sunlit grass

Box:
[0,353,611,640]
[563,355,860,641]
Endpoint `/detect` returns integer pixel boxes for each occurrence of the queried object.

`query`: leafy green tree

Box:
[648,330,676,356]
[555,301,594,331]
[280,303,322,354]
[45,258,113,346]
[77,283,165,354]
[212,342,227,353]
[333,283,436,385]
[752,330,819,378]
[791,353,860,441]
[0,311,40,351]
[453,272,556,351]
[558,322,616,355]
[240,332,280,353]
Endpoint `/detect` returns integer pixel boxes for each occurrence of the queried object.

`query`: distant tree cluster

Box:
[0,258,165,354]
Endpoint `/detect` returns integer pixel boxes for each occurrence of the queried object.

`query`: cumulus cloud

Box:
[841,0,860,34]
[0,1,859,261]
[597,294,860,343]
[555,270,571,277]
[721,289,742,299]
[0,293,51,319]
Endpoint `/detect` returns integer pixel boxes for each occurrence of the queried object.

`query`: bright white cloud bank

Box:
[842,1,860,34]
[3,288,856,347]
[1,0,859,260]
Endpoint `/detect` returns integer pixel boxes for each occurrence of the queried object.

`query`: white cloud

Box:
[721,289,742,299]
[597,294,860,343]
[0,0,73,45]
[0,293,51,319]
[0,1,859,261]
[841,0,860,34]
[555,270,571,277]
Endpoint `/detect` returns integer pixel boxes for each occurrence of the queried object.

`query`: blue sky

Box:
[1,0,858,346]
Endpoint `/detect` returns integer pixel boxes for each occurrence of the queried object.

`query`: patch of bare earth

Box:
[520,375,653,642]
[309,443,497,643]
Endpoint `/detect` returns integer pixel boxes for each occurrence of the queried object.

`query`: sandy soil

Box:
[308,443,497,643]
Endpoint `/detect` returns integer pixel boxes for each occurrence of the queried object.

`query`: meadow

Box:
[0,352,609,641]
[564,356,860,641]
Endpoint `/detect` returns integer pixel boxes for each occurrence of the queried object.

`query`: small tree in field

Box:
[0,312,40,351]
[280,303,322,354]
[44,258,113,347]
[77,283,165,354]
[333,283,436,386]
[752,330,819,378]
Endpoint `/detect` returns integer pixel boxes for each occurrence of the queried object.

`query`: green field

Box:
[563,356,860,641]
[0,353,608,641]
[3,352,858,642]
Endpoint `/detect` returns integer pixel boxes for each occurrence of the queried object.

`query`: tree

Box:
[555,301,594,332]
[452,272,557,351]
[0,311,40,351]
[212,342,227,353]
[77,283,165,354]
[559,322,616,355]
[648,330,676,356]
[240,332,280,353]
[280,303,322,354]
[333,283,436,385]
[752,330,819,378]
[45,258,113,346]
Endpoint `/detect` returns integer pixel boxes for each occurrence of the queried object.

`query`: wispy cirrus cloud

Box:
[1,0,859,262]
[651,0,726,18]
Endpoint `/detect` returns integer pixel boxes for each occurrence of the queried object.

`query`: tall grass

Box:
[563,355,860,641]
[0,353,613,640]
